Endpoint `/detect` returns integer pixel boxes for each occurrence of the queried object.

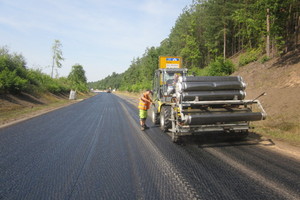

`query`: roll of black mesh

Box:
[181,90,245,101]
[180,81,246,92]
[182,76,243,82]
[184,112,263,125]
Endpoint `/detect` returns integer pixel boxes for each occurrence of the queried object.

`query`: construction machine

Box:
[150,56,267,143]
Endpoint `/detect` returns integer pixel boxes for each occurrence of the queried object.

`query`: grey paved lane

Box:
[1,93,299,200]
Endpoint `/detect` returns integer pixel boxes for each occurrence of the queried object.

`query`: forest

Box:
[89,0,300,92]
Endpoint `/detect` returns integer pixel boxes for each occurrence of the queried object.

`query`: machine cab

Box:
[153,68,187,101]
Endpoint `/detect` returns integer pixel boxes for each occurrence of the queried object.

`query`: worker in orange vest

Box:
[138,90,153,131]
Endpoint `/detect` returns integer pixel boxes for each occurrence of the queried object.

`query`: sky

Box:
[0,0,191,82]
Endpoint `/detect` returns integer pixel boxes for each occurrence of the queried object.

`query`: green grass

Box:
[254,123,300,147]
[238,48,262,67]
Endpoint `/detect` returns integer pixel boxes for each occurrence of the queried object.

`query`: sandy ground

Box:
[233,51,300,125]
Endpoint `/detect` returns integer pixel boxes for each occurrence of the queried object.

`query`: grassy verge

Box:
[0,92,95,126]
[254,121,300,147]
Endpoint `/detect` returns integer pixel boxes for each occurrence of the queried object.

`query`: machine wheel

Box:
[160,106,171,132]
[150,107,160,125]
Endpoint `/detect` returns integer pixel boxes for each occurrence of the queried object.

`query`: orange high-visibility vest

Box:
[138,93,150,110]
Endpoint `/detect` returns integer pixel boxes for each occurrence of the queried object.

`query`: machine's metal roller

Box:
[181,90,246,101]
[180,76,243,82]
[178,81,246,92]
[151,63,267,143]
[184,112,264,125]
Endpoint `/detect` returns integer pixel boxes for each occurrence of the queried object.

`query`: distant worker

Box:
[173,73,180,84]
[138,90,153,131]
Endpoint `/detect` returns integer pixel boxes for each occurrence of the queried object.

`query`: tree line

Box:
[89,0,299,92]
[0,45,89,95]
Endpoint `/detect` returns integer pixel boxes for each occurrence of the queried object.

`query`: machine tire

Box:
[160,106,171,132]
[150,107,160,125]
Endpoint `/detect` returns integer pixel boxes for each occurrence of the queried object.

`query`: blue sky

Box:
[0,0,191,82]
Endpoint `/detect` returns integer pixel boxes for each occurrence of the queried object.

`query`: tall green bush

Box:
[208,57,235,76]
[0,47,28,93]
[0,68,28,93]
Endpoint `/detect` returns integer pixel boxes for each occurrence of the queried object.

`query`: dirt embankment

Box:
[233,50,300,145]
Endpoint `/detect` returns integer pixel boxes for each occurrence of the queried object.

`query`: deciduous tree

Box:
[68,64,88,92]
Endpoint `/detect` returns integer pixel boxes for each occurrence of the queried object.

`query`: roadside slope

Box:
[233,50,300,146]
[0,92,93,127]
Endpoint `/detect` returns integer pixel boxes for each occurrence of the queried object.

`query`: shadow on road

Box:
[178,132,275,148]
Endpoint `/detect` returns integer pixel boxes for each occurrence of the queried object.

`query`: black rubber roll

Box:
[182,76,243,82]
[179,81,246,92]
[181,90,245,101]
[184,112,264,125]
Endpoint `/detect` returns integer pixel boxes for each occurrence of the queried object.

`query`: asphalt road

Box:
[0,93,299,200]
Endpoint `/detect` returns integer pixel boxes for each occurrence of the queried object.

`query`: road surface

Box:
[1,93,299,199]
